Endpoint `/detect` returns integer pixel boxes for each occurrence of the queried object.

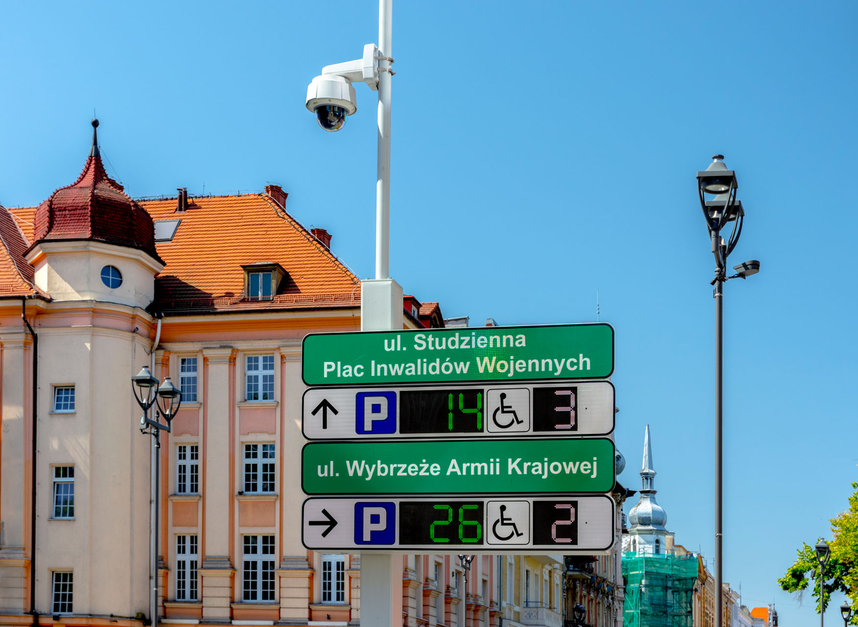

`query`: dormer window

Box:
[249,271,273,300]
[242,263,286,301]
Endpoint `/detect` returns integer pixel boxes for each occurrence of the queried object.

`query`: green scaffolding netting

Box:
[622,552,698,627]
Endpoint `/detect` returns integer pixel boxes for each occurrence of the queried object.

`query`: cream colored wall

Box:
[0,330,29,613]
[34,320,153,616]
[27,241,163,309]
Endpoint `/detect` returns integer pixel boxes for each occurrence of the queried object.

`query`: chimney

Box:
[311,228,332,250]
[176,188,187,212]
[265,184,288,208]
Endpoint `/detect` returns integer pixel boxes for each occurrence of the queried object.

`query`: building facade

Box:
[0,122,625,627]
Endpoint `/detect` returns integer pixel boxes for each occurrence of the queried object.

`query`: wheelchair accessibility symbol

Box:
[486,388,530,433]
[487,501,529,545]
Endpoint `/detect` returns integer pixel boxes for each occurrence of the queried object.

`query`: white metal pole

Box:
[376,0,392,280]
[360,3,402,627]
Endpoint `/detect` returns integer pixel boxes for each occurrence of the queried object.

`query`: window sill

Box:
[48,517,75,521]
[177,402,201,409]
[49,411,76,416]
[236,493,277,501]
[238,400,278,408]
[231,601,279,607]
[170,494,201,501]
[164,600,201,607]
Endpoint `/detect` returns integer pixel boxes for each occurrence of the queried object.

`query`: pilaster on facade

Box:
[199,562,234,622]
[402,567,422,627]
[347,560,360,624]
[276,563,313,624]
[422,582,442,626]
[445,591,461,627]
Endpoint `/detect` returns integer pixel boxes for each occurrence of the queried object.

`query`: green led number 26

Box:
[430,504,481,543]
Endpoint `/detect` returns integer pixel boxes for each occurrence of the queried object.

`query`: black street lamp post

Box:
[132,365,182,627]
[696,155,760,627]
[842,601,853,626]
[573,603,586,626]
[816,539,831,627]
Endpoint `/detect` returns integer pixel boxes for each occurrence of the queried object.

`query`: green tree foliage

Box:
[778,482,858,623]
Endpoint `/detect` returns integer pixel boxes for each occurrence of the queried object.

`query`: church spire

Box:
[626,424,668,533]
[641,423,656,491]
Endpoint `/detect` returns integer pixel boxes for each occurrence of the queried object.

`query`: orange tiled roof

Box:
[750,607,769,621]
[0,205,42,298]
[140,192,360,314]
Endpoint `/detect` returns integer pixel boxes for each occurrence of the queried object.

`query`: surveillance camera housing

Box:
[306,75,357,132]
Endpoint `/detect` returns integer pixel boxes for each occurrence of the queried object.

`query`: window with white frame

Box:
[52,571,73,613]
[179,357,198,402]
[525,570,531,606]
[321,554,345,603]
[243,443,275,494]
[245,355,274,401]
[176,535,198,601]
[177,445,199,494]
[53,386,75,413]
[435,561,444,625]
[52,466,74,519]
[247,271,273,300]
[507,562,514,607]
[543,573,548,608]
[242,535,275,602]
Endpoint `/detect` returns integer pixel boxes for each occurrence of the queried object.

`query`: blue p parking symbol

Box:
[356,392,396,434]
[355,502,395,545]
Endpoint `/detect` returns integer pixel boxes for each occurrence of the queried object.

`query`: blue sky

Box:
[2,1,856,623]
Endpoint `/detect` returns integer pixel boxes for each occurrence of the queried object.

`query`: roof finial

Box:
[90,118,100,158]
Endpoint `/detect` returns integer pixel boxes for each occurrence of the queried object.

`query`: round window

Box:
[100,265,122,289]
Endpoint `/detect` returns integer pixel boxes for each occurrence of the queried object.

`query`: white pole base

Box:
[361,279,403,331]
[359,553,402,627]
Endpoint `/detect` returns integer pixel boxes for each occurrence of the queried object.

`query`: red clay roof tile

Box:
[140,191,360,314]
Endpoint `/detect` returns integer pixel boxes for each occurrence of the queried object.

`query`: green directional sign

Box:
[302,438,615,495]
[302,323,614,386]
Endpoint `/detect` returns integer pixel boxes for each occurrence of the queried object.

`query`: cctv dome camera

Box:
[306,75,357,132]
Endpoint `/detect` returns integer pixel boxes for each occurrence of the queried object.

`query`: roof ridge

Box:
[256,193,360,287]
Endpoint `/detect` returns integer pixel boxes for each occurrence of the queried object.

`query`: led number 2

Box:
[551,503,576,543]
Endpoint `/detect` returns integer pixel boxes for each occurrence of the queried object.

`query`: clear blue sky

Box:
[2,1,856,623]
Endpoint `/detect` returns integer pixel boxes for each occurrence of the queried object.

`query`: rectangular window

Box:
[321,554,345,603]
[507,561,514,606]
[177,445,199,495]
[436,562,444,625]
[243,444,275,494]
[248,271,273,301]
[52,571,73,613]
[242,535,275,602]
[180,357,198,402]
[52,466,74,519]
[246,355,274,401]
[53,386,75,413]
[176,535,198,601]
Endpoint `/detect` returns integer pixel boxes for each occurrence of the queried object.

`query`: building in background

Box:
[0,122,625,627]
[621,426,697,627]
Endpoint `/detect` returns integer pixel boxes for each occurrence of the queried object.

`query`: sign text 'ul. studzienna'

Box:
[302,323,614,386]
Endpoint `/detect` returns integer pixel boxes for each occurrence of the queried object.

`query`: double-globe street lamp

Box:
[816,539,831,627]
[132,365,183,627]
[696,155,761,627]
